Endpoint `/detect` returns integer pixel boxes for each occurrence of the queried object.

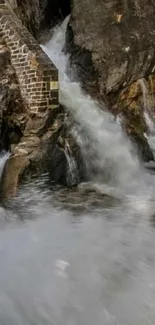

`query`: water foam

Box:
[41,17,141,189]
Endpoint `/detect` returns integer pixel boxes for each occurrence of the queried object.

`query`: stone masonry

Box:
[0,0,58,113]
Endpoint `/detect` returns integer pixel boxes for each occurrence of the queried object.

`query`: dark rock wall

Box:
[0,0,82,198]
[2,0,155,197]
[0,42,24,151]
[8,0,71,38]
[40,0,71,32]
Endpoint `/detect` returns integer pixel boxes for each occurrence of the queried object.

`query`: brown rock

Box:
[66,0,155,95]
[1,155,29,198]
[65,0,155,161]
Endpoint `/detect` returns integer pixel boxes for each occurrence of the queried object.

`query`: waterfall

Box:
[41,17,143,190]
[0,152,9,180]
[64,140,79,186]
[139,79,155,135]
[139,79,155,156]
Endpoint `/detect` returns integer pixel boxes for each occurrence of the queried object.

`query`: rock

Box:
[1,104,84,198]
[0,42,24,151]
[0,42,82,198]
[65,0,155,161]
[144,161,155,171]
[0,155,29,198]
[12,0,41,38]
[39,0,71,36]
[66,0,155,95]
[8,0,71,39]
[3,0,155,197]
[116,80,155,162]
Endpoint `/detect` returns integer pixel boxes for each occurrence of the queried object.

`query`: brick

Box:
[47,82,50,90]
[30,77,37,83]
[20,58,26,63]
[43,76,50,82]
[43,70,51,76]
[13,49,19,54]
[48,97,58,105]
[50,90,58,96]
[38,101,48,106]
[0,3,58,113]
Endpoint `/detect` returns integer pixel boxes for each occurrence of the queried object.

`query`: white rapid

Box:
[41,17,142,191]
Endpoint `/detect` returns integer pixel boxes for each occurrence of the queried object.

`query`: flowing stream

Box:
[42,18,140,190]
[0,152,10,180]
[138,79,155,157]
[1,18,155,325]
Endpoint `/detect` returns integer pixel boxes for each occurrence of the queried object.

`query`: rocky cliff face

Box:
[0,1,83,198]
[7,0,41,38]
[67,0,155,95]
[66,0,155,161]
[0,41,24,151]
[0,43,83,197]
[1,0,155,197]
[7,0,71,39]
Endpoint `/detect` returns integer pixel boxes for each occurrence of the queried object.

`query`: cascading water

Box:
[139,79,155,135]
[0,151,10,181]
[64,140,79,186]
[1,17,155,325]
[41,17,142,191]
[139,79,155,156]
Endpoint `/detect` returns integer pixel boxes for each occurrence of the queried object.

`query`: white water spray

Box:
[64,140,79,185]
[0,152,9,180]
[139,79,155,135]
[41,17,142,189]
[139,79,155,156]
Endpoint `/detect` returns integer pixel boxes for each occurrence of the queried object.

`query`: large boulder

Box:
[65,0,155,161]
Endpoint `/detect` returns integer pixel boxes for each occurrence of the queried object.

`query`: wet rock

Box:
[1,155,29,198]
[66,0,155,96]
[144,161,155,171]
[0,43,82,198]
[1,107,84,198]
[116,80,155,162]
[11,0,41,38]
[8,0,71,39]
[51,184,121,214]
[39,0,71,36]
[66,0,155,161]
[0,43,24,151]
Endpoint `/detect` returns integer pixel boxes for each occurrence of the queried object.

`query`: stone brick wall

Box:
[0,0,58,113]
